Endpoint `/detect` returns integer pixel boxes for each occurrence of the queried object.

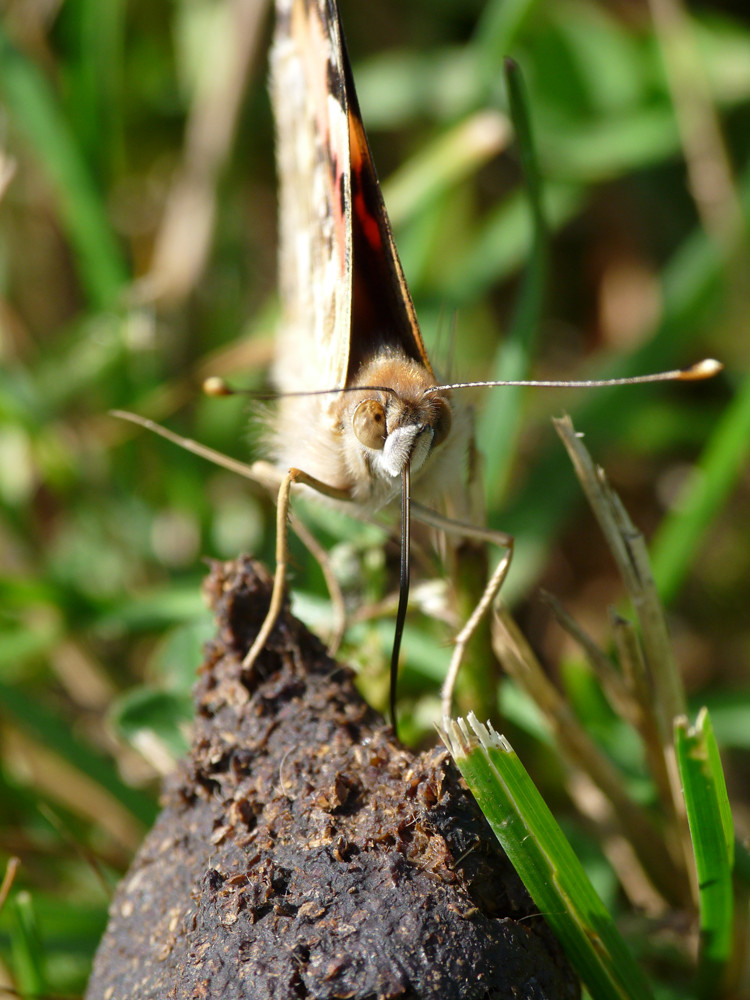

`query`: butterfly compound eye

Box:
[431,397,452,449]
[353,399,387,450]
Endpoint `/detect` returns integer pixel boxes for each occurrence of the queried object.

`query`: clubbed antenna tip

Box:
[679,358,723,381]
[203,376,234,396]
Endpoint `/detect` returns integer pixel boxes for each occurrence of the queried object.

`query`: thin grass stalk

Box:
[552,415,696,900]
[491,606,687,905]
[608,610,675,815]
[540,590,639,727]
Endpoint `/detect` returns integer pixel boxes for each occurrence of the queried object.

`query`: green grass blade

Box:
[675,708,735,997]
[440,713,656,1000]
[0,27,128,307]
[439,181,581,307]
[651,371,750,604]
[479,58,549,500]
[383,111,510,228]
[9,891,47,996]
[112,687,193,767]
[0,680,157,826]
[473,0,541,78]
[0,889,108,992]
[63,0,126,179]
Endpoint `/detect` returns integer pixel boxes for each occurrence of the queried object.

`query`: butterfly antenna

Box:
[204,376,400,401]
[426,358,723,394]
[390,463,411,739]
[203,376,237,396]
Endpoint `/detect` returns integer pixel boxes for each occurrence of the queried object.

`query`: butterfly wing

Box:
[271,0,351,393]
[271,0,433,397]
[339,19,434,384]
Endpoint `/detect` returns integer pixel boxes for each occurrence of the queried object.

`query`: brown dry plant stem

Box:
[648,0,750,350]
[0,858,20,915]
[607,610,675,817]
[552,415,697,902]
[538,593,677,858]
[135,0,271,306]
[539,591,637,726]
[648,0,742,250]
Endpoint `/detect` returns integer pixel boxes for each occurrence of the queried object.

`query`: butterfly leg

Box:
[441,539,512,720]
[242,467,352,669]
[240,462,348,656]
[110,412,349,658]
[287,512,347,655]
[242,469,295,668]
[412,502,514,720]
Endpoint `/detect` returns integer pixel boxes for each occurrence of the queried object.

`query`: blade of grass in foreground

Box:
[675,708,734,999]
[439,713,655,1000]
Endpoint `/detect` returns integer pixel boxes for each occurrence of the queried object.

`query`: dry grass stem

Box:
[553,415,697,902]
[608,611,675,814]
[492,605,687,905]
[540,589,638,726]
[136,0,271,305]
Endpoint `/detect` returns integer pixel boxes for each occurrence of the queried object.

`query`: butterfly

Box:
[115,0,721,734]
[256,0,719,724]
[259,0,513,728]
[270,0,467,513]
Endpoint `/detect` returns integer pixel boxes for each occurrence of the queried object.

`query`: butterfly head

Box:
[337,349,453,501]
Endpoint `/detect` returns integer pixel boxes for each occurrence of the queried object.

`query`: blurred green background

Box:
[0,0,748,993]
